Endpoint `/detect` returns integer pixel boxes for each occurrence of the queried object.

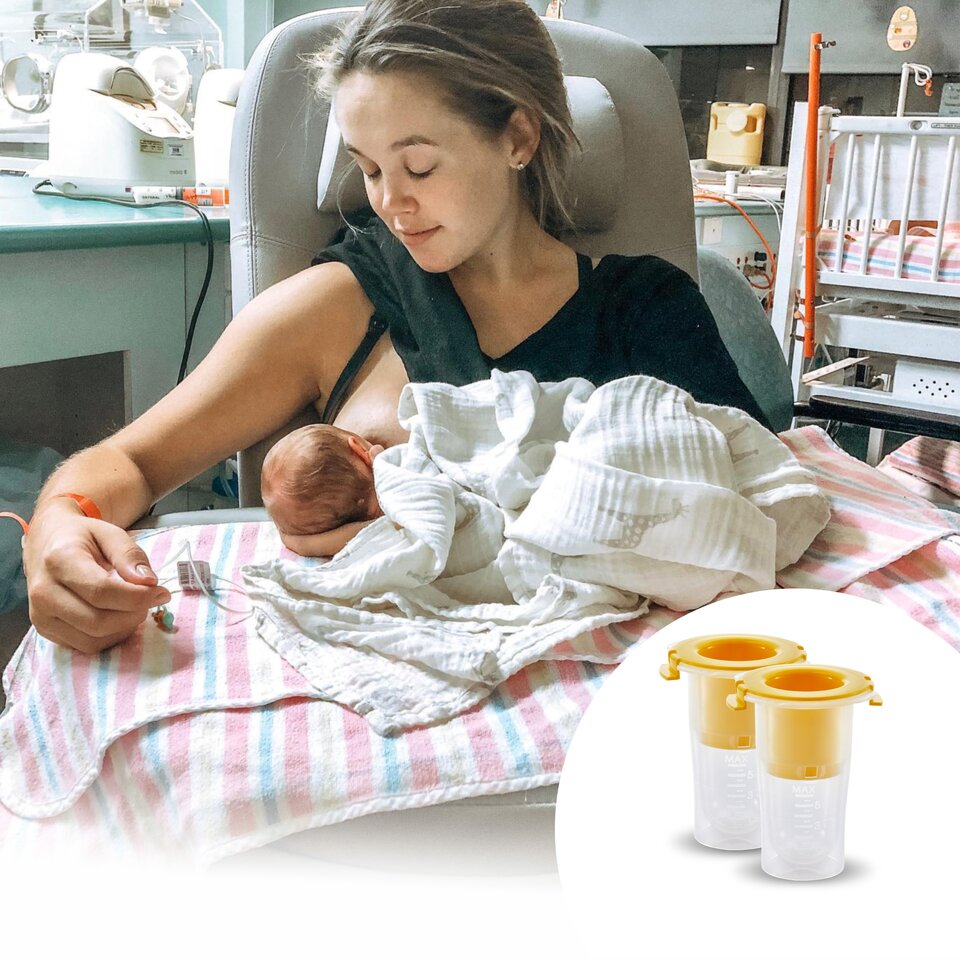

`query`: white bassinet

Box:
[772,104,960,455]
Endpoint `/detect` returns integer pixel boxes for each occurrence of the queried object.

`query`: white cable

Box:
[736,192,784,233]
[155,539,254,618]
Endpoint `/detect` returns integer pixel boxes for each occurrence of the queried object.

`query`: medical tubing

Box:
[803,34,822,360]
[30,181,214,387]
[155,539,254,618]
[692,194,777,282]
[0,512,29,536]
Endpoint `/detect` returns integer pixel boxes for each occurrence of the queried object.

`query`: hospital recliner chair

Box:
[154,8,792,521]
[140,9,793,838]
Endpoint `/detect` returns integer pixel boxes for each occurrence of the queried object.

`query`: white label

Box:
[177,560,213,592]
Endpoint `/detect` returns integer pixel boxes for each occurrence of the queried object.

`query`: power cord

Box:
[33,179,219,516]
[31,179,215,386]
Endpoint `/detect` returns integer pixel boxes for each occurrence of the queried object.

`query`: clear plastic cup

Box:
[660,635,806,850]
[727,664,882,880]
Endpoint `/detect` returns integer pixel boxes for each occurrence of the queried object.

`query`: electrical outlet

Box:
[700,217,723,244]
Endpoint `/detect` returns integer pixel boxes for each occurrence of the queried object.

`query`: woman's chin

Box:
[405,249,458,273]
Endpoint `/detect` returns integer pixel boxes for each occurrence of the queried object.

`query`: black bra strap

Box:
[321,314,389,424]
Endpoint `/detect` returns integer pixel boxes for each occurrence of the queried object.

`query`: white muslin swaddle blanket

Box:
[242,370,829,734]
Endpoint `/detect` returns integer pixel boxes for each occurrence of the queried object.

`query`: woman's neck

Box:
[448,208,565,292]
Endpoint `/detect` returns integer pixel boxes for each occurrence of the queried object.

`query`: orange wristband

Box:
[0,494,102,538]
[52,492,103,520]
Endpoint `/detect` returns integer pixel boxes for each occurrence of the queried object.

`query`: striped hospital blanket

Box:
[777,427,960,589]
[879,436,960,501]
[0,426,958,862]
[816,228,960,283]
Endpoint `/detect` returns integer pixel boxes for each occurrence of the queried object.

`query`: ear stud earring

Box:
[515,161,526,170]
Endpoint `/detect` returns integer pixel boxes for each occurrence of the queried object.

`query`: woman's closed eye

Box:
[359,166,435,181]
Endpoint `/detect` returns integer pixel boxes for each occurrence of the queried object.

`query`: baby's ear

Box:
[347,434,375,467]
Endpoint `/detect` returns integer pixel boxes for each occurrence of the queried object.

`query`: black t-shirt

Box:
[313,213,771,430]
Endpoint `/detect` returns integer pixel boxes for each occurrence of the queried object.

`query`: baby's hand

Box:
[279,519,374,558]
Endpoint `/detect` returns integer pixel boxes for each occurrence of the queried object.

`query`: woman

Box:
[23,0,766,655]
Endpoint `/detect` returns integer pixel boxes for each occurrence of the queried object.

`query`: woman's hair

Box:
[309,0,579,235]
[262,425,374,535]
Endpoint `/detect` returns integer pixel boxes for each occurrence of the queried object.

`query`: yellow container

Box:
[707,102,767,166]
[661,634,806,750]
[727,663,882,880]
[660,634,806,850]
[727,664,882,779]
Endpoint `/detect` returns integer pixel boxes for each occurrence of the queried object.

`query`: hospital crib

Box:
[771,103,960,458]
[134,8,792,858]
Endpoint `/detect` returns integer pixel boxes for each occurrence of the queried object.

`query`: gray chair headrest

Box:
[317,75,624,233]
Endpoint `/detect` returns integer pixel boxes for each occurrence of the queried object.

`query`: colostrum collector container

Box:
[727,664,882,880]
[660,634,806,850]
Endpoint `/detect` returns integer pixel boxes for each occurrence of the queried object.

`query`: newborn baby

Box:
[262,424,385,556]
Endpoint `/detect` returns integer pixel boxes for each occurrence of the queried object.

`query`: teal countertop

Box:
[0,173,772,256]
[693,198,779,217]
[0,175,231,254]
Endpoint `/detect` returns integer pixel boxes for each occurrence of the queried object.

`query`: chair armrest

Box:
[130,507,269,530]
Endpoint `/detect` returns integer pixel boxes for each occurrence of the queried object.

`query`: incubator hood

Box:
[0,0,221,162]
[37,51,195,197]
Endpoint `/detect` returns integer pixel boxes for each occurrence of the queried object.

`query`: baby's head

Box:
[261,424,384,536]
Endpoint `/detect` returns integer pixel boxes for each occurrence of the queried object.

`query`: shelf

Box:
[814,302,960,363]
[798,389,960,442]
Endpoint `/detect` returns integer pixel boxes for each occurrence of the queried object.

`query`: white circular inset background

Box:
[555,589,960,960]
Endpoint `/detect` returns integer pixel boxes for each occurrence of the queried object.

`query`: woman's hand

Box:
[23,500,172,654]
[279,518,375,558]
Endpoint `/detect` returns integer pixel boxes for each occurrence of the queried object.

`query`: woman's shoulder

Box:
[586,252,700,319]
[252,258,373,322]
[592,252,697,288]
[312,213,408,318]
[313,213,400,273]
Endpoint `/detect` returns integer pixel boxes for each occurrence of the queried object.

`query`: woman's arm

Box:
[24,261,376,653]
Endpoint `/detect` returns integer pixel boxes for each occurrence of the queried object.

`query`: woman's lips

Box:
[397,225,440,247]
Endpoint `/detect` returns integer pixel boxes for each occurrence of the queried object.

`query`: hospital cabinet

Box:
[694,200,780,290]
[0,176,231,508]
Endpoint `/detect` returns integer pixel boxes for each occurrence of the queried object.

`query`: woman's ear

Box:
[505,105,541,168]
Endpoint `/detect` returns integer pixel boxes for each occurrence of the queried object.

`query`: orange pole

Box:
[803,33,822,359]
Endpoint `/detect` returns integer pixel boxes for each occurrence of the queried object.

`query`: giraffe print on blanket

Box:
[595,498,688,549]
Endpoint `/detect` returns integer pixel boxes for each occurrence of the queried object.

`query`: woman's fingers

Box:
[30,569,169,653]
[26,516,171,653]
[49,541,170,614]
[91,520,164,587]
[42,614,142,657]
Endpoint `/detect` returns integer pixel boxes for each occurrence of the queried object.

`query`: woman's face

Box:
[334,70,530,273]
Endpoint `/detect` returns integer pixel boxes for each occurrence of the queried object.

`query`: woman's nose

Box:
[378,175,415,216]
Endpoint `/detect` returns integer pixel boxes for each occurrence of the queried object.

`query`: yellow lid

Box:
[726,664,882,779]
[726,664,883,711]
[659,634,805,681]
